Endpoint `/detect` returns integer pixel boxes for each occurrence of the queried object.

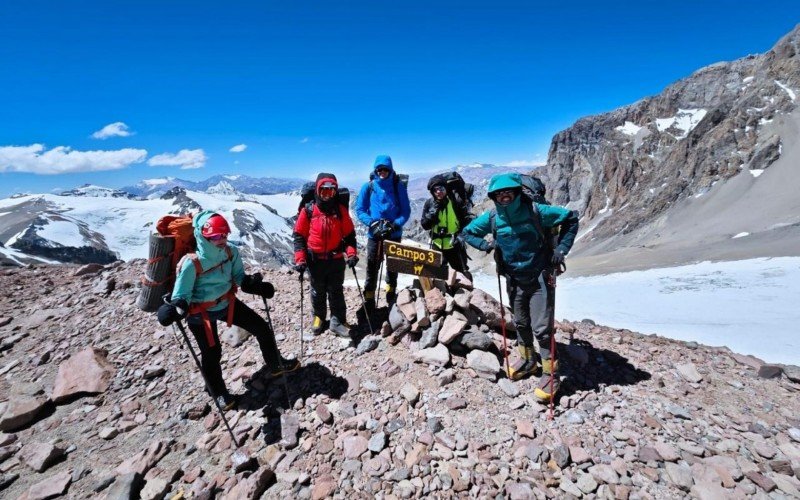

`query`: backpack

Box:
[136,214,233,312]
[298,182,351,219]
[441,171,475,215]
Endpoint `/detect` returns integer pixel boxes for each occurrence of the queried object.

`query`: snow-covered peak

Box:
[206,180,237,195]
[59,184,131,198]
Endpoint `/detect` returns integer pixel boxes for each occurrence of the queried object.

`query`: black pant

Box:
[440,245,470,275]
[309,257,347,321]
[186,298,282,396]
[365,238,400,293]
[506,269,556,359]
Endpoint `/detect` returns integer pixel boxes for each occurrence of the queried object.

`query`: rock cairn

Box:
[0,262,798,499]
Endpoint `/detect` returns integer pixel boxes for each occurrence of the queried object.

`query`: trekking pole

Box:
[261,296,292,409]
[351,267,374,335]
[299,272,305,363]
[172,319,238,443]
[496,271,511,377]
[547,261,566,421]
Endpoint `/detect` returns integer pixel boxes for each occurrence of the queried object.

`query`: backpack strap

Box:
[490,205,552,251]
[184,247,236,348]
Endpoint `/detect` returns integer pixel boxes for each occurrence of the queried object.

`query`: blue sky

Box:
[1,1,798,197]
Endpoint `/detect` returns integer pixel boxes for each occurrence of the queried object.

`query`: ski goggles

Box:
[319,186,337,196]
[206,233,228,241]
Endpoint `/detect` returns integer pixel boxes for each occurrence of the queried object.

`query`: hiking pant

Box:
[441,244,470,276]
[186,298,282,397]
[365,237,400,293]
[309,257,347,322]
[506,269,556,360]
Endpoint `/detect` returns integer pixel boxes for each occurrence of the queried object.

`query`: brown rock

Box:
[115,440,172,475]
[51,347,115,403]
[27,470,72,500]
[515,419,535,439]
[757,364,783,379]
[746,471,776,492]
[18,442,65,472]
[0,394,50,431]
[424,288,447,315]
[438,315,468,344]
[342,436,368,459]
[220,467,276,500]
[311,474,337,500]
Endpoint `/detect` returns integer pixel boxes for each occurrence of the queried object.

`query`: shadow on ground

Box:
[237,361,348,445]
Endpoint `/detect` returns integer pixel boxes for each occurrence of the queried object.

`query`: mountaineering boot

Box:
[329,316,354,338]
[312,316,325,335]
[507,345,538,380]
[534,358,560,403]
[215,392,237,411]
[385,284,397,305]
[270,356,301,378]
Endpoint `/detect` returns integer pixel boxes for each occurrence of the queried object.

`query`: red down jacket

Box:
[293,177,358,264]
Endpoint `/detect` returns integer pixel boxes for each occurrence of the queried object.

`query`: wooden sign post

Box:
[384,241,448,281]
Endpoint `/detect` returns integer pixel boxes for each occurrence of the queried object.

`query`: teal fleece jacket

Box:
[170,210,245,312]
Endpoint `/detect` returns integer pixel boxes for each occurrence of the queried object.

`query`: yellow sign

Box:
[385,242,442,267]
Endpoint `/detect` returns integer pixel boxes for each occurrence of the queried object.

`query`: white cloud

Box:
[91,121,134,139]
[0,144,147,174]
[300,137,309,144]
[148,149,207,169]
[505,159,546,168]
[229,144,247,153]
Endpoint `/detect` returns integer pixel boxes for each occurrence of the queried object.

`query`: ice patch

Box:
[775,80,797,101]
[655,109,708,139]
[749,169,764,178]
[743,76,754,83]
[615,121,642,136]
[732,232,750,239]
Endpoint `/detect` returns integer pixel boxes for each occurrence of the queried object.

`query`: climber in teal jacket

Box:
[462,173,579,404]
[158,210,299,410]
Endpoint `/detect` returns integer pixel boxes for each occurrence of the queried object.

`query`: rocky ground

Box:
[0,261,799,499]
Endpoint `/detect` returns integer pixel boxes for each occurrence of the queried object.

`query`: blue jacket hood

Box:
[373,155,394,175]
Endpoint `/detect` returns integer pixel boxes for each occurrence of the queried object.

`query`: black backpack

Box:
[441,171,475,213]
[298,178,350,218]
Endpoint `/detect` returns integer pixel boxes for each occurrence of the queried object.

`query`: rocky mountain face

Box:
[0,262,798,498]
[539,25,800,271]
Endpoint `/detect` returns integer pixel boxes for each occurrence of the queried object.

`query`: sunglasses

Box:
[433,186,446,193]
[376,168,390,174]
[207,233,228,241]
[319,186,337,195]
[493,189,517,198]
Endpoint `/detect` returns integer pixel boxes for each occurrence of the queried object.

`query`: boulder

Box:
[18,442,65,472]
[438,315,467,344]
[51,347,115,403]
[115,440,172,476]
[413,344,450,367]
[220,467,276,500]
[469,288,516,331]
[419,318,441,349]
[466,350,501,380]
[221,325,251,347]
[0,386,50,431]
[27,470,72,500]
[424,288,447,315]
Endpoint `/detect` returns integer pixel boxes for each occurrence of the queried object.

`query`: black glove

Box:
[369,220,382,234]
[257,281,275,299]
[551,249,565,267]
[451,232,465,247]
[480,240,495,254]
[241,273,263,295]
[294,262,307,275]
[347,255,359,268]
[157,298,188,327]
